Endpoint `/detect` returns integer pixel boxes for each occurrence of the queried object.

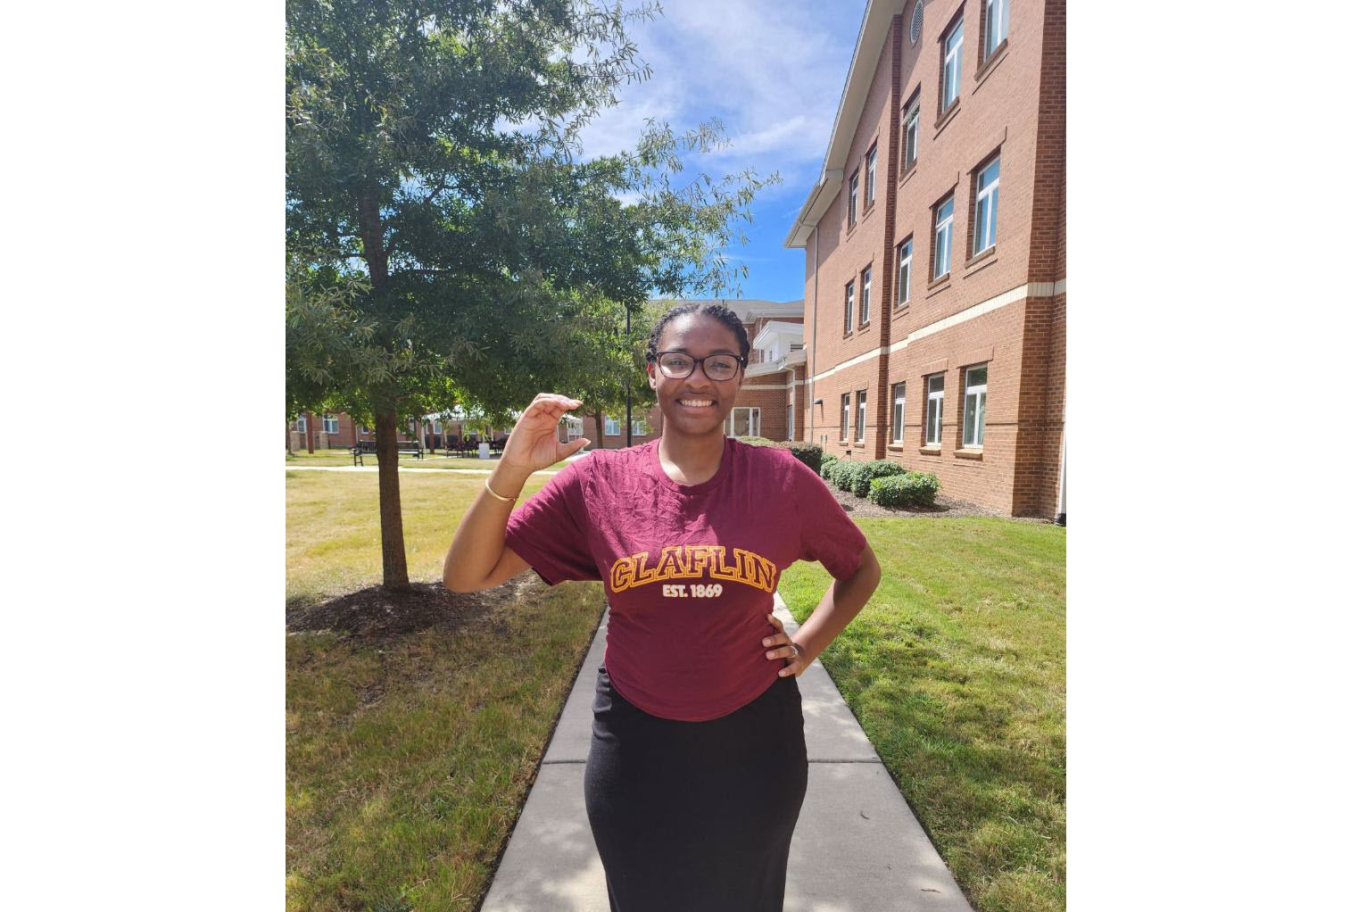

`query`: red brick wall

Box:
[801,0,1065,516]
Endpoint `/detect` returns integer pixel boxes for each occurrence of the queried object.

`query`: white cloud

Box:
[578,0,864,194]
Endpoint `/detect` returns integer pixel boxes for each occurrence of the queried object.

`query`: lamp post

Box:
[625,302,633,448]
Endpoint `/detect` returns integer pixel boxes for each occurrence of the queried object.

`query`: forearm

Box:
[790,553,881,664]
[443,462,533,591]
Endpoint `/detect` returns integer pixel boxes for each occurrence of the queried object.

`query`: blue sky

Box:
[576,0,869,303]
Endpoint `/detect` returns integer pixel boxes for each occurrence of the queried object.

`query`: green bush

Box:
[779,441,824,474]
[869,471,940,507]
[735,437,824,474]
[850,459,906,498]
[830,461,863,494]
[820,458,836,484]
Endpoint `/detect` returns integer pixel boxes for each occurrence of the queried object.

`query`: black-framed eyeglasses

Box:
[649,350,746,381]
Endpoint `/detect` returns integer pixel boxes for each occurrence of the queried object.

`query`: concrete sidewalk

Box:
[480,593,974,912]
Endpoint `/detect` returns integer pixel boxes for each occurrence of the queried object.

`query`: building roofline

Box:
[784,0,900,248]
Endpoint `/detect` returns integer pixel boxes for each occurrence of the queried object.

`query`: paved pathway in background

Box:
[480,593,975,912]
[284,465,563,475]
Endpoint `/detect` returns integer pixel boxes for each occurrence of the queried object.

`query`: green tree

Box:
[287,0,775,589]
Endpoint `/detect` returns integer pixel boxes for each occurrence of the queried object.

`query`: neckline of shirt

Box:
[646,435,733,495]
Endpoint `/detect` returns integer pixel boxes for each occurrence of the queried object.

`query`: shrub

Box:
[733,437,824,474]
[869,471,940,507]
[820,458,837,484]
[830,460,863,494]
[779,441,824,474]
[850,459,906,498]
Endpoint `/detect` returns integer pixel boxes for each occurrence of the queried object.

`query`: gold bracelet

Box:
[484,477,519,502]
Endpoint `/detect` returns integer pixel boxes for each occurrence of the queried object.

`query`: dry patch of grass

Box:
[779,517,1066,912]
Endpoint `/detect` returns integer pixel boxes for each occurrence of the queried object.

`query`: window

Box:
[787,403,794,441]
[605,416,621,436]
[963,365,987,447]
[726,407,760,438]
[848,170,859,227]
[973,156,1000,255]
[840,393,850,440]
[984,0,1009,60]
[903,97,920,171]
[296,415,307,434]
[855,390,867,441]
[844,281,855,334]
[933,195,955,279]
[433,420,443,434]
[359,426,369,435]
[941,17,964,113]
[860,267,872,324]
[631,418,649,436]
[322,413,339,434]
[865,144,878,207]
[896,238,913,306]
[892,382,906,444]
[925,374,944,445]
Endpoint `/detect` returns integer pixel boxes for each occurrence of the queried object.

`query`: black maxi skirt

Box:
[584,663,809,912]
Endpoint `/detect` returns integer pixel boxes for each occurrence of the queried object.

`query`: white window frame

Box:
[903,99,919,171]
[942,18,964,112]
[296,415,307,434]
[865,144,877,207]
[974,156,1000,255]
[787,402,794,441]
[892,382,906,444]
[604,416,621,436]
[934,196,954,279]
[984,0,1009,59]
[963,364,988,448]
[926,374,945,446]
[433,420,443,434]
[845,281,855,334]
[861,267,872,324]
[848,171,859,226]
[855,389,867,442]
[631,418,649,436]
[322,413,339,434]
[725,407,761,438]
[841,393,850,440]
[897,239,913,306]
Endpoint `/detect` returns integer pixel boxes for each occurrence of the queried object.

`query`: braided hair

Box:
[646,302,751,364]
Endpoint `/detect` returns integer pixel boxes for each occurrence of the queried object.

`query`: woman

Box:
[444,302,882,911]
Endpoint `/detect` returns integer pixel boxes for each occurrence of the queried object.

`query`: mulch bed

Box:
[827,482,1050,522]
[286,573,539,641]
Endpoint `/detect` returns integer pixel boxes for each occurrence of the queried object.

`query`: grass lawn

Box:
[779,517,1066,912]
[287,471,608,910]
[287,472,1065,912]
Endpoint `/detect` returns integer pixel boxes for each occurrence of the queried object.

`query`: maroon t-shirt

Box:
[503,437,867,721]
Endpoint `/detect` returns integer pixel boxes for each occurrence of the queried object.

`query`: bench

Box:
[350,440,425,466]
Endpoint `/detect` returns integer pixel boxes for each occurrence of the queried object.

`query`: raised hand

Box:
[500,393,590,475]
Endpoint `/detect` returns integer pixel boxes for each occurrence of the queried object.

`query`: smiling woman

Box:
[442,300,882,911]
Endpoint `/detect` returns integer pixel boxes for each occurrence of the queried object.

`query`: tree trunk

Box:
[286,418,294,457]
[375,409,411,590]
[592,410,606,448]
[357,191,409,590]
[305,411,315,453]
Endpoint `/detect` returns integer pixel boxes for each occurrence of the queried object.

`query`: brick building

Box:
[785,0,1065,519]
[286,411,466,452]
